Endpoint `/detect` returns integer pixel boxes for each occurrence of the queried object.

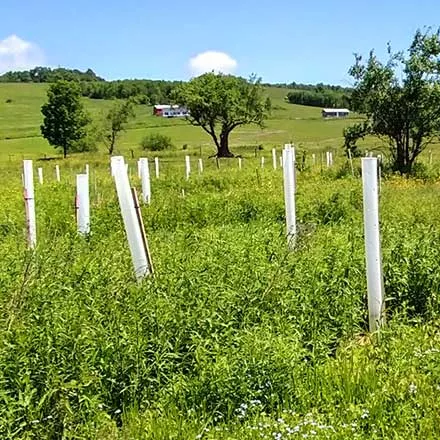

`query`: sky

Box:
[0,0,439,85]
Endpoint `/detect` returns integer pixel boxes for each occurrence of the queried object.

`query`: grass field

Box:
[2,83,440,438]
[0,83,362,161]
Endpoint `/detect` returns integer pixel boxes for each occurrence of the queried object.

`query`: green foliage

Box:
[0,67,103,83]
[80,79,181,102]
[347,28,440,174]
[1,158,440,437]
[102,100,136,154]
[173,73,271,157]
[40,81,91,158]
[286,89,349,108]
[140,132,174,151]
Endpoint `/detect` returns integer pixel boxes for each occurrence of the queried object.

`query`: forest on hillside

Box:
[0,67,351,107]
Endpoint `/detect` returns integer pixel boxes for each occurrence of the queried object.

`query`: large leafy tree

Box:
[102,99,136,154]
[173,73,271,157]
[41,81,91,158]
[345,29,440,173]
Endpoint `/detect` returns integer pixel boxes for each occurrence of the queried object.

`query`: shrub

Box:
[140,133,174,151]
[5,98,12,103]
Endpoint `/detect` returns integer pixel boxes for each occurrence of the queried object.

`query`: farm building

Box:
[322,108,350,118]
[153,105,189,118]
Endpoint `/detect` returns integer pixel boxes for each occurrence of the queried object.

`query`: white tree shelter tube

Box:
[283,145,296,248]
[139,158,151,204]
[23,160,37,249]
[55,165,60,182]
[362,157,385,332]
[38,167,43,184]
[112,156,151,280]
[76,174,90,235]
[198,158,203,174]
[154,157,160,178]
[272,148,277,169]
[185,155,191,180]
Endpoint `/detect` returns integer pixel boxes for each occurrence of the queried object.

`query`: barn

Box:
[322,108,350,118]
[153,105,189,118]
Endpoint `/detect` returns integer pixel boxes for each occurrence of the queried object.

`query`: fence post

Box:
[362,157,385,332]
[112,156,151,280]
[76,174,90,235]
[23,160,37,249]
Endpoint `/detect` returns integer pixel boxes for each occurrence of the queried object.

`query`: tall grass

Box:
[1,157,440,438]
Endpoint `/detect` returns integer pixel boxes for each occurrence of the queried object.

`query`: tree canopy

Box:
[345,28,440,173]
[101,100,136,154]
[41,81,91,158]
[0,67,103,83]
[173,73,271,157]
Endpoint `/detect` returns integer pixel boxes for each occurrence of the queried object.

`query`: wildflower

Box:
[361,409,369,419]
[409,383,417,394]
[114,409,122,415]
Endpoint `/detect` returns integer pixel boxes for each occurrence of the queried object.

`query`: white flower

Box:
[409,383,417,394]
[361,409,369,419]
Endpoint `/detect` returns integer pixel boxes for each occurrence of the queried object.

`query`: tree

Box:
[102,100,135,154]
[41,81,91,158]
[173,73,271,157]
[346,28,440,173]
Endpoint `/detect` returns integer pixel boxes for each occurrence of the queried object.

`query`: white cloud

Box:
[0,35,46,73]
[189,51,237,76]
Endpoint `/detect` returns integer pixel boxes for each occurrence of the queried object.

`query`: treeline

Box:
[0,67,104,83]
[80,80,181,104]
[286,89,350,108]
[266,81,352,93]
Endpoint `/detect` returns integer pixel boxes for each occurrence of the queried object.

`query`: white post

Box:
[185,155,191,180]
[85,164,89,176]
[362,158,384,332]
[283,146,296,247]
[279,156,283,168]
[238,157,242,170]
[261,156,265,168]
[272,149,277,170]
[329,152,333,166]
[139,158,151,204]
[137,160,142,178]
[111,156,150,280]
[348,149,354,177]
[76,174,90,235]
[198,158,203,174]
[312,153,316,166]
[23,160,37,249]
[154,157,159,178]
[55,165,60,182]
[326,152,330,168]
[38,167,43,184]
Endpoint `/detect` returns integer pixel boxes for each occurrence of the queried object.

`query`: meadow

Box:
[1,83,440,439]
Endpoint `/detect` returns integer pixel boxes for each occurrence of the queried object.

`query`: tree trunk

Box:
[217,132,234,158]
[63,144,67,159]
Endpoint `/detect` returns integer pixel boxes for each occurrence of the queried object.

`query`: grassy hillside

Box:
[0,83,359,160]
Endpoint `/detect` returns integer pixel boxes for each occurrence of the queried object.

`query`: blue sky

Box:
[0,0,439,84]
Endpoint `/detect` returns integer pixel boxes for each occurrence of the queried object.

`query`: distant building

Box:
[153,105,189,118]
[322,108,350,118]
